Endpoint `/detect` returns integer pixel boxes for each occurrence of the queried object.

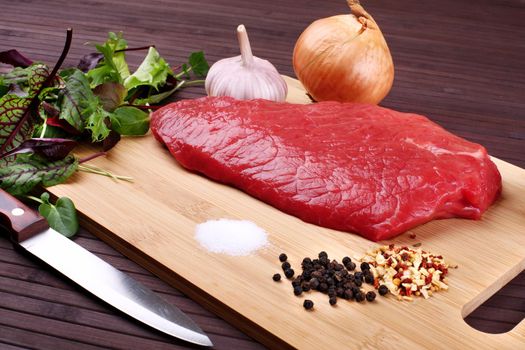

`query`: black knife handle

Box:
[0,189,49,243]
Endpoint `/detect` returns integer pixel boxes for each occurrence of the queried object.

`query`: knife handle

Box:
[0,189,49,243]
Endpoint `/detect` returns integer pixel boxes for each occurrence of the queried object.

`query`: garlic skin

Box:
[205,25,287,102]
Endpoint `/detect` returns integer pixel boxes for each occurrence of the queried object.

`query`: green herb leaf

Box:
[110,106,149,135]
[124,47,172,91]
[38,192,79,238]
[85,105,111,142]
[0,154,78,196]
[187,51,209,77]
[0,94,33,166]
[58,68,99,131]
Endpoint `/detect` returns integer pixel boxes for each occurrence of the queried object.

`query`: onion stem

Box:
[237,24,254,67]
[347,0,374,24]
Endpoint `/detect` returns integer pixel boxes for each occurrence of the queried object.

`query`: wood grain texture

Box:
[0,0,524,349]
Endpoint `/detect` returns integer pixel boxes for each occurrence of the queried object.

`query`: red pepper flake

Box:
[425,274,433,285]
[409,232,417,239]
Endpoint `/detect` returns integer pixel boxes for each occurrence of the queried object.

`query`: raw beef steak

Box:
[151,97,501,241]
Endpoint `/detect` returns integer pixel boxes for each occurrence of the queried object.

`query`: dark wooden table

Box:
[1,0,524,348]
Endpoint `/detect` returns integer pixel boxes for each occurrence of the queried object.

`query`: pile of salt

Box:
[195,219,268,256]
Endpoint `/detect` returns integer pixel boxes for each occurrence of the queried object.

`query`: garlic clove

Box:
[205,24,287,102]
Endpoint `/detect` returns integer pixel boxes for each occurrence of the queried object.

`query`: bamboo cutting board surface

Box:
[48,78,525,349]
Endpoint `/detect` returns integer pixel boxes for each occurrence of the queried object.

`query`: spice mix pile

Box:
[360,244,456,301]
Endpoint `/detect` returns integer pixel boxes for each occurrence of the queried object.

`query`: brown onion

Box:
[293,0,394,104]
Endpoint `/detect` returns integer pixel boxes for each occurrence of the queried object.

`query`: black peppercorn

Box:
[378,284,389,296]
[281,261,291,271]
[355,292,365,302]
[342,256,351,265]
[272,273,281,282]
[343,289,353,300]
[366,291,376,302]
[360,262,371,271]
[364,273,375,284]
[284,268,295,279]
[354,272,363,281]
[302,282,311,292]
[354,278,363,287]
[279,253,288,262]
[293,286,302,296]
[346,262,356,271]
[303,299,314,310]
[329,296,337,306]
[318,251,328,259]
[319,283,328,292]
[310,278,320,290]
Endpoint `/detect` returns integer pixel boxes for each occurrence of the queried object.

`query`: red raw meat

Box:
[151,97,501,241]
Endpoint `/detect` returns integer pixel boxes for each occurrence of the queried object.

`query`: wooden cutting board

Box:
[49,77,525,349]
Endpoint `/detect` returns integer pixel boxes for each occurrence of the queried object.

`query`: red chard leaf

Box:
[93,82,127,111]
[46,116,82,135]
[78,52,103,73]
[0,137,77,161]
[0,95,33,165]
[102,130,120,151]
[0,49,33,68]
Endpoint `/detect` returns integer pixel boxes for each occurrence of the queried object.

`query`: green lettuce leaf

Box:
[87,32,130,87]
[124,47,172,91]
[110,106,149,135]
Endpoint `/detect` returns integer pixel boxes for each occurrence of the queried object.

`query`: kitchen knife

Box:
[0,189,213,347]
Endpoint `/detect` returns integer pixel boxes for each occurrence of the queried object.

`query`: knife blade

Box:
[0,189,212,347]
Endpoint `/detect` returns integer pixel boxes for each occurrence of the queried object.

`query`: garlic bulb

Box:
[205,25,287,102]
